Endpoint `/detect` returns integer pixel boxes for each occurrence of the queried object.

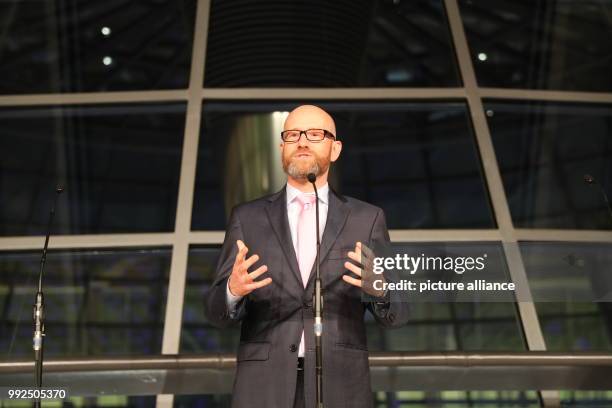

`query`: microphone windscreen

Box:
[307,173,317,183]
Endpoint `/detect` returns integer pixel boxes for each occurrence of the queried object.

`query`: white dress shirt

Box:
[226,182,329,357]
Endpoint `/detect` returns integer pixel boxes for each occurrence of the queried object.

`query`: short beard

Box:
[285,160,321,180]
[282,152,330,180]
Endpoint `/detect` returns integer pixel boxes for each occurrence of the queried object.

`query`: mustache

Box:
[291,149,313,157]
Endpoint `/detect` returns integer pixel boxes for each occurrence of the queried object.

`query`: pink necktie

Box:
[296,194,317,288]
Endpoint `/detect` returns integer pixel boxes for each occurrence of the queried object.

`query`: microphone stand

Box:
[33,186,63,408]
[584,174,612,223]
[307,173,323,408]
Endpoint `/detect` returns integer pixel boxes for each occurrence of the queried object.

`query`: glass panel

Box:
[174,391,540,407]
[181,246,238,353]
[367,242,524,351]
[560,391,612,407]
[0,0,196,94]
[204,0,460,87]
[383,391,539,407]
[0,103,186,235]
[485,101,612,229]
[459,0,612,92]
[0,396,156,408]
[192,101,494,230]
[520,241,612,351]
[0,248,170,358]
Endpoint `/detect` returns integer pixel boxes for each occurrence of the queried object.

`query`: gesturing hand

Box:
[228,240,272,297]
[342,241,386,298]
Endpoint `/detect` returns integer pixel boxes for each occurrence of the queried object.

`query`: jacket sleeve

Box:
[204,207,248,328]
[365,208,410,328]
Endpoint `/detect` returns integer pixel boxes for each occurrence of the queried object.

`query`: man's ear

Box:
[330,140,342,162]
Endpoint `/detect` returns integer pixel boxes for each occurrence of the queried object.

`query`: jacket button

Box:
[289,344,298,352]
[303,300,311,308]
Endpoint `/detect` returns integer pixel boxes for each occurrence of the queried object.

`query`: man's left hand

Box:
[343,241,386,298]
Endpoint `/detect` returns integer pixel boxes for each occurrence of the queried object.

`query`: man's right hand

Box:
[228,240,272,297]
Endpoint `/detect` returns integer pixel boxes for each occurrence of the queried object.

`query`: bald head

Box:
[283,105,336,136]
[280,104,342,188]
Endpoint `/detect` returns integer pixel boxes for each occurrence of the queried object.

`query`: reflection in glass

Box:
[520,241,612,351]
[0,103,186,236]
[0,0,196,94]
[486,101,612,229]
[459,0,612,92]
[204,0,460,87]
[193,101,494,230]
[0,248,170,358]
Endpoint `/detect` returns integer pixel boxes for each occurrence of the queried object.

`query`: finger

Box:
[342,274,362,287]
[344,261,362,277]
[347,251,363,266]
[247,264,268,280]
[242,253,260,272]
[234,240,248,266]
[245,277,272,291]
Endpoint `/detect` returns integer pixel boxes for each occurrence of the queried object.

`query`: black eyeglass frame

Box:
[280,128,337,143]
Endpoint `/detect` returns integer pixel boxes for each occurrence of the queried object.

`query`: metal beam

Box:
[201,88,467,100]
[2,353,611,395]
[481,88,612,104]
[0,90,187,106]
[0,233,175,250]
[443,0,560,405]
[156,0,211,406]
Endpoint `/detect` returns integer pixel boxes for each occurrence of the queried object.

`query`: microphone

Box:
[307,172,324,408]
[583,174,612,224]
[33,185,63,406]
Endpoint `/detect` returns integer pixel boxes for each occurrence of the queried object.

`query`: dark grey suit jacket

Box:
[204,186,408,408]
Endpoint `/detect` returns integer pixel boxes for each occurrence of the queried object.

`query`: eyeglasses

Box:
[280,128,336,143]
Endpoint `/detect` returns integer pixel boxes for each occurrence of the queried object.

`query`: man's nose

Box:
[297,132,309,147]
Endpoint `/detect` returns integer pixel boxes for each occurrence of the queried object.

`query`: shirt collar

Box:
[286,182,329,206]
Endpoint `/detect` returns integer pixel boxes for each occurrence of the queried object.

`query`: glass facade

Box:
[1,0,610,407]
[193,101,494,230]
[0,248,171,358]
[0,103,186,235]
[486,101,612,230]
[0,0,197,94]
[460,0,612,92]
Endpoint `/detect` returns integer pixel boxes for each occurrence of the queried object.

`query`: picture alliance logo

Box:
[372,253,489,275]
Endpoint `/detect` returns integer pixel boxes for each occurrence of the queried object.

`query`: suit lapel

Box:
[266,185,351,289]
[265,187,303,285]
[306,188,350,288]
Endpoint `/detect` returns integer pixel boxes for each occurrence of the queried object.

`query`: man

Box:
[204,105,408,408]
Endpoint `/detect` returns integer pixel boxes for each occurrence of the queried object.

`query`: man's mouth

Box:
[294,153,312,158]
